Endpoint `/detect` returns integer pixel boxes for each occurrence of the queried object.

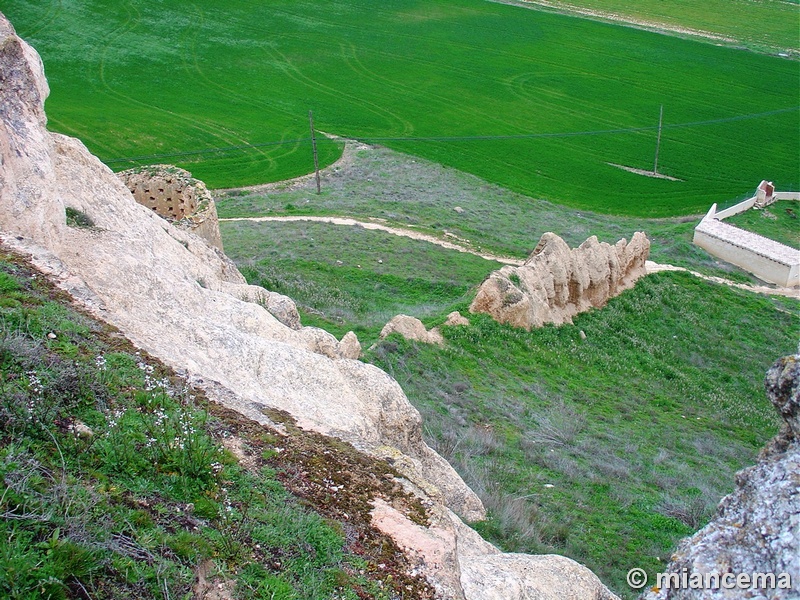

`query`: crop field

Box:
[509,0,800,53]
[4,0,798,216]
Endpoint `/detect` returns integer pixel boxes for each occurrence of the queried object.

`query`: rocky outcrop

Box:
[0,14,619,599]
[380,314,444,345]
[119,164,225,252]
[372,497,618,600]
[470,232,650,329]
[642,355,799,600]
[379,312,470,347]
[445,310,470,327]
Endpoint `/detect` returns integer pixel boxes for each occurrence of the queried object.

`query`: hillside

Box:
[213,140,800,597]
[0,13,620,599]
[2,5,799,599]
[0,249,434,599]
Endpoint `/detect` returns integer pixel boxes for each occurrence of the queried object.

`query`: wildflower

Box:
[26,371,43,396]
[95,355,107,371]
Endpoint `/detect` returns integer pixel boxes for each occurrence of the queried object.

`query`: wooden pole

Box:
[653,105,663,175]
[309,110,321,194]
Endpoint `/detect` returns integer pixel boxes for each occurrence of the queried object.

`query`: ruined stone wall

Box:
[118,165,224,251]
[469,232,650,330]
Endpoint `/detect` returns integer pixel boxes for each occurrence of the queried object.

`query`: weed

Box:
[65,207,94,229]
[0,250,410,599]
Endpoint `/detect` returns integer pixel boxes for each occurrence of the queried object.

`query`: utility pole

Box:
[653,105,663,175]
[309,110,321,194]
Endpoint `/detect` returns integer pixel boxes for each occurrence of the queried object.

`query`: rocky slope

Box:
[0,13,617,599]
[642,355,799,600]
[470,232,649,329]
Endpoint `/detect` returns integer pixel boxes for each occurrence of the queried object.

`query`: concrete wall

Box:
[714,197,756,220]
[774,192,800,201]
[693,226,798,287]
[693,203,799,287]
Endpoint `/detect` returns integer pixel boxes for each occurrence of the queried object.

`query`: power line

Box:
[103,138,310,164]
[101,106,798,165]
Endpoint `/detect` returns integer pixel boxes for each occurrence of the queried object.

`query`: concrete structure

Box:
[713,181,799,220]
[693,184,800,287]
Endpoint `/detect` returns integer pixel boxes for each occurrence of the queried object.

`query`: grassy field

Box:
[217,143,765,293]
[222,219,501,339]
[219,211,799,596]
[217,145,800,597]
[4,0,798,216]
[367,274,798,598]
[724,200,800,249]
[510,0,800,53]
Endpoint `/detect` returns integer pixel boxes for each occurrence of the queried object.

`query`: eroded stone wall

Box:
[470,232,650,329]
[119,165,224,251]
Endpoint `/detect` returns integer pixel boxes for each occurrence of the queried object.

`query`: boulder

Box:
[380,314,444,345]
[470,232,650,329]
[445,311,470,327]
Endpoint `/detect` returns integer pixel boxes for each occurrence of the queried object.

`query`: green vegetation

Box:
[64,207,94,229]
[367,273,798,597]
[217,144,762,290]
[217,149,799,596]
[518,0,800,53]
[0,251,427,599]
[4,0,798,216]
[222,219,499,339]
[725,200,800,249]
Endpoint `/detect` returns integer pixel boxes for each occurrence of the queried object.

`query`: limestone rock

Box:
[445,311,470,327]
[119,165,225,252]
[641,355,800,600]
[229,283,302,330]
[380,314,444,345]
[338,331,362,360]
[371,498,618,600]
[470,232,650,329]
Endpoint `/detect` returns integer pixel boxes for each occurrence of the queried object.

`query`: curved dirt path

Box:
[220,215,799,298]
[220,215,525,265]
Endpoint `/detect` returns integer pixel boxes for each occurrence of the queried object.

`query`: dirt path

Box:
[492,0,737,44]
[220,215,799,298]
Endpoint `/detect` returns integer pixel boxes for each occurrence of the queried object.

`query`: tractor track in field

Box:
[219,215,799,299]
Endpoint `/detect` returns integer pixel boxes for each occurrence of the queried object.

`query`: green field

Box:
[725,200,800,249]
[4,0,798,216]
[512,0,800,53]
